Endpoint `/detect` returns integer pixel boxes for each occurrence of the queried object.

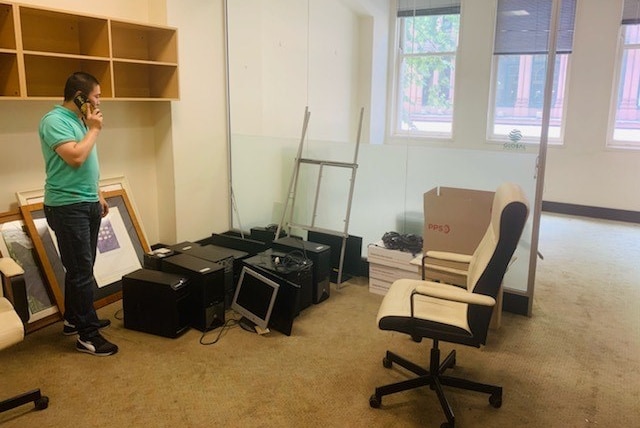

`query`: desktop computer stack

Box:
[122,268,191,338]
[169,242,249,309]
[161,252,226,332]
[272,236,331,304]
[242,249,313,314]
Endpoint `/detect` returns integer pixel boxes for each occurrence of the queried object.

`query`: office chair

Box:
[0,257,49,415]
[369,182,529,428]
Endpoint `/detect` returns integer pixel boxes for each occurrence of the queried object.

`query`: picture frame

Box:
[20,188,150,313]
[16,175,133,207]
[0,210,60,332]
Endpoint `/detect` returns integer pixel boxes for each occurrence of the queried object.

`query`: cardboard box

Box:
[367,241,421,272]
[423,187,494,255]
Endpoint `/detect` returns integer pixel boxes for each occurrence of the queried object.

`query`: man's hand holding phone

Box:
[83,103,103,131]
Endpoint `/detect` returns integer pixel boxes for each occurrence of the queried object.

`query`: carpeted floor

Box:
[1,213,638,427]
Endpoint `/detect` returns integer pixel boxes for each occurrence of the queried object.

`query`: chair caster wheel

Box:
[35,396,49,410]
[489,393,502,408]
[382,357,392,369]
[369,394,381,408]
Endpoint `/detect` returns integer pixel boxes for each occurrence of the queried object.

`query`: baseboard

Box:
[542,201,640,224]
[502,291,529,316]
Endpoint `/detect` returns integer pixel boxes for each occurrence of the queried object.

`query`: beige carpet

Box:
[1,213,639,427]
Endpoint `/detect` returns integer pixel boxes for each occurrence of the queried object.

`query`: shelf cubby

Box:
[0,3,16,49]
[0,52,20,96]
[0,4,178,101]
[24,55,112,98]
[19,7,110,57]
[113,61,178,99]
[111,21,177,63]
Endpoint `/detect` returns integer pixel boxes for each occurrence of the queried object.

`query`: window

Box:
[610,0,640,147]
[393,1,460,138]
[489,0,576,143]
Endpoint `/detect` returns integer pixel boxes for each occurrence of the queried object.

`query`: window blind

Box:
[397,0,460,17]
[494,0,576,55]
[622,0,640,25]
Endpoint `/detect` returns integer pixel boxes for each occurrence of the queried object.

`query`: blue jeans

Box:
[44,202,102,340]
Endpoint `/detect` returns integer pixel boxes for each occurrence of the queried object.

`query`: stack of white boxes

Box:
[367,241,422,295]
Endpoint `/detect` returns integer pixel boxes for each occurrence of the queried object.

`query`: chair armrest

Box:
[412,282,496,307]
[0,257,29,324]
[425,251,472,264]
[0,257,25,278]
[415,253,470,282]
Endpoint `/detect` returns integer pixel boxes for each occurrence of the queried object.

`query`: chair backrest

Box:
[465,182,529,343]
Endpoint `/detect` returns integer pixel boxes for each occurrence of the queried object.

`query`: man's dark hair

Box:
[63,71,99,101]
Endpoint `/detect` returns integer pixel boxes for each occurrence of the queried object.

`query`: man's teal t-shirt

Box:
[39,105,100,206]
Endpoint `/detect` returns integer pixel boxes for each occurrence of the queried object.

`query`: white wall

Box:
[166,0,230,243]
[545,0,640,211]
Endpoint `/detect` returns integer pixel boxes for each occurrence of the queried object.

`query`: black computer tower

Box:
[272,237,331,304]
[122,269,190,338]
[176,244,249,309]
[143,247,176,271]
[161,253,226,331]
[242,249,313,313]
[209,232,268,256]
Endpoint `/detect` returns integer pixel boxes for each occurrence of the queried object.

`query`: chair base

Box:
[0,389,49,414]
[369,346,502,428]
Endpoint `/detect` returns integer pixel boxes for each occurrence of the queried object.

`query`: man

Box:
[39,72,117,356]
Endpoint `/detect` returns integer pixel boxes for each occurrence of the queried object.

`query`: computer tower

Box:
[122,269,190,338]
[177,244,249,309]
[272,237,331,304]
[250,226,282,245]
[307,231,363,282]
[209,232,268,256]
[242,249,313,313]
[161,253,226,332]
[143,247,175,271]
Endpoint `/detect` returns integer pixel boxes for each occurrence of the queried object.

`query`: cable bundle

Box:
[381,232,423,255]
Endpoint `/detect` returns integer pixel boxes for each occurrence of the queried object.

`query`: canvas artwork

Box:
[43,206,142,288]
[0,217,58,322]
[20,188,150,313]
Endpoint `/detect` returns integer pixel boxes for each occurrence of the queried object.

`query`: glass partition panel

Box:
[227,0,538,296]
[230,131,536,294]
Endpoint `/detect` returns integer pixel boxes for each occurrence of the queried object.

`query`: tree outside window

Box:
[395,12,459,137]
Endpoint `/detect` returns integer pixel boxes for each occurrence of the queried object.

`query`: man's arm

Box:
[54,105,103,168]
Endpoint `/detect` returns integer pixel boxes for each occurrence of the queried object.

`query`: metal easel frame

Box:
[276,107,363,287]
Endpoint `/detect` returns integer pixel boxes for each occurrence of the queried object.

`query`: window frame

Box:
[486,52,572,146]
[607,23,640,150]
[486,0,576,146]
[388,6,461,142]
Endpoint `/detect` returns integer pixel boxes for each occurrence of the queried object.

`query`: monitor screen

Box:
[231,266,280,330]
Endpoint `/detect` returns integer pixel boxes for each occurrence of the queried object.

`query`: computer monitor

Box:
[231,266,279,332]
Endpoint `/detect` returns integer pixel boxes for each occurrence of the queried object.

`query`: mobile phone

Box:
[73,93,90,117]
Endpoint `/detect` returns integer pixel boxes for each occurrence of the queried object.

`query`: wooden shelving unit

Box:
[0,3,19,97]
[0,2,178,100]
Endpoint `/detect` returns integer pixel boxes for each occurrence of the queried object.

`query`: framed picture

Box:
[16,175,133,207]
[20,188,150,313]
[0,210,60,332]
